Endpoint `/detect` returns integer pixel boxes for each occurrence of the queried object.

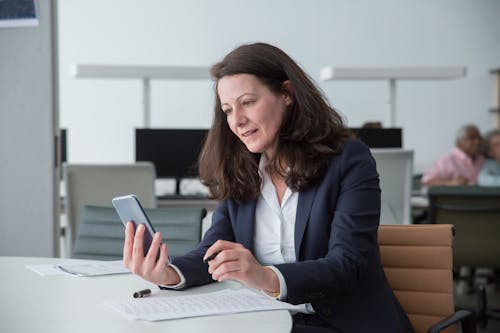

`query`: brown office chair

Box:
[378,224,476,333]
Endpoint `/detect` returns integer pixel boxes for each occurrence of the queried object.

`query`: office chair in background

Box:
[63,162,157,257]
[428,186,500,329]
[378,224,476,333]
[72,205,206,260]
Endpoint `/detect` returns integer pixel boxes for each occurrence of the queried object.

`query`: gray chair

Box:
[428,186,500,268]
[428,186,500,328]
[72,205,207,260]
[63,163,157,256]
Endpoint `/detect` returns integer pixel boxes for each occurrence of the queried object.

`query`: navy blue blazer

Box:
[172,139,414,333]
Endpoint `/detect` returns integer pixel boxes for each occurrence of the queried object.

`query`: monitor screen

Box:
[135,128,208,180]
[349,128,402,148]
[59,128,67,179]
[61,128,67,164]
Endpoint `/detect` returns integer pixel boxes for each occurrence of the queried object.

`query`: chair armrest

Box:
[428,310,476,333]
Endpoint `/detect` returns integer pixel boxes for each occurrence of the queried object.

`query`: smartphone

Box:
[112,194,158,257]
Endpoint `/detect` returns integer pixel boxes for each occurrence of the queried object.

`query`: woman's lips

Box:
[242,129,257,137]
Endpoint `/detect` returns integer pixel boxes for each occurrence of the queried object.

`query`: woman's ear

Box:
[282,80,294,106]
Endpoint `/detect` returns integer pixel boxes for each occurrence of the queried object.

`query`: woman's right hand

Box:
[123,221,181,286]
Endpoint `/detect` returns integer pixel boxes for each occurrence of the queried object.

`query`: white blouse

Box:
[254,155,298,266]
[253,156,314,313]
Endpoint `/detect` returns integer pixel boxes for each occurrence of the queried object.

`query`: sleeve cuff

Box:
[266,265,287,301]
[158,263,186,290]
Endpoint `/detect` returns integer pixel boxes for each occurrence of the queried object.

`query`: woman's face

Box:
[217,74,291,159]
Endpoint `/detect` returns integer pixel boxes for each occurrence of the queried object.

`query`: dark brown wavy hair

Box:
[198,42,349,202]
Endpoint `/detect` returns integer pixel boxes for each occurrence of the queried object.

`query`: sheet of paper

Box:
[55,260,130,276]
[27,260,130,277]
[102,288,308,321]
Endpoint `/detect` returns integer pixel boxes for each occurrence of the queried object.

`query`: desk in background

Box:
[0,256,292,333]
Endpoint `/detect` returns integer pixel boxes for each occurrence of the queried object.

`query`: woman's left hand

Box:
[204,240,280,294]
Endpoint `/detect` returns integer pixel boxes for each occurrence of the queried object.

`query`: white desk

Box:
[0,257,292,333]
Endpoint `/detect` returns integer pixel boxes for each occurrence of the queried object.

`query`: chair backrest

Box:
[379,224,456,333]
[63,163,157,256]
[371,149,414,224]
[72,205,207,260]
[428,186,500,268]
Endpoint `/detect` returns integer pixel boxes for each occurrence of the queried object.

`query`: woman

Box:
[123,42,413,332]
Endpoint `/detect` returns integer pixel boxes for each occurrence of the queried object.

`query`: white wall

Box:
[58,0,500,173]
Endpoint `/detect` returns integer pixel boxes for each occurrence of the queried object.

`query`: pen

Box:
[133,288,152,298]
[56,265,86,276]
[203,251,220,263]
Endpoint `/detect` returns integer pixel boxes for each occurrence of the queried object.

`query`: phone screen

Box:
[112,194,157,257]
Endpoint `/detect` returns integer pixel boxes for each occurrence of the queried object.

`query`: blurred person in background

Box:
[422,124,484,187]
[478,129,500,186]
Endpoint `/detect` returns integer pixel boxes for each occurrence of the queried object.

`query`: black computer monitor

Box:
[135,128,208,195]
[61,128,67,164]
[349,127,402,148]
[60,128,67,179]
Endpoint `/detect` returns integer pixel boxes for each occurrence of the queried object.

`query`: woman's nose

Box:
[233,107,247,126]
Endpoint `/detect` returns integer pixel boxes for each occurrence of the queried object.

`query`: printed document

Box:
[103,288,308,321]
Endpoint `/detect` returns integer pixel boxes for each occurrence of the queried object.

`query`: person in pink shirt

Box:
[422,124,485,186]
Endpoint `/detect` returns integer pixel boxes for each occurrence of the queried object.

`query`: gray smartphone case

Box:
[112,194,157,257]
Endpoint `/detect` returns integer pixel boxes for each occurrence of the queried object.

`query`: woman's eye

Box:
[242,100,254,106]
[222,108,232,115]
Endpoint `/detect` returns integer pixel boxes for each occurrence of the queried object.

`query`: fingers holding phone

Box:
[115,195,180,286]
[123,221,149,273]
[144,228,165,268]
[133,223,147,260]
[122,220,172,285]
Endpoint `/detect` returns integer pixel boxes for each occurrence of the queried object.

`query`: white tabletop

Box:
[0,256,292,333]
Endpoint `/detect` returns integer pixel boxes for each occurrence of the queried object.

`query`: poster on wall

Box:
[0,0,38,28]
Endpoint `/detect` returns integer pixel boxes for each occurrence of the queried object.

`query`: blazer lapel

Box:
[235,200,256,252]
[295,186,318,259]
